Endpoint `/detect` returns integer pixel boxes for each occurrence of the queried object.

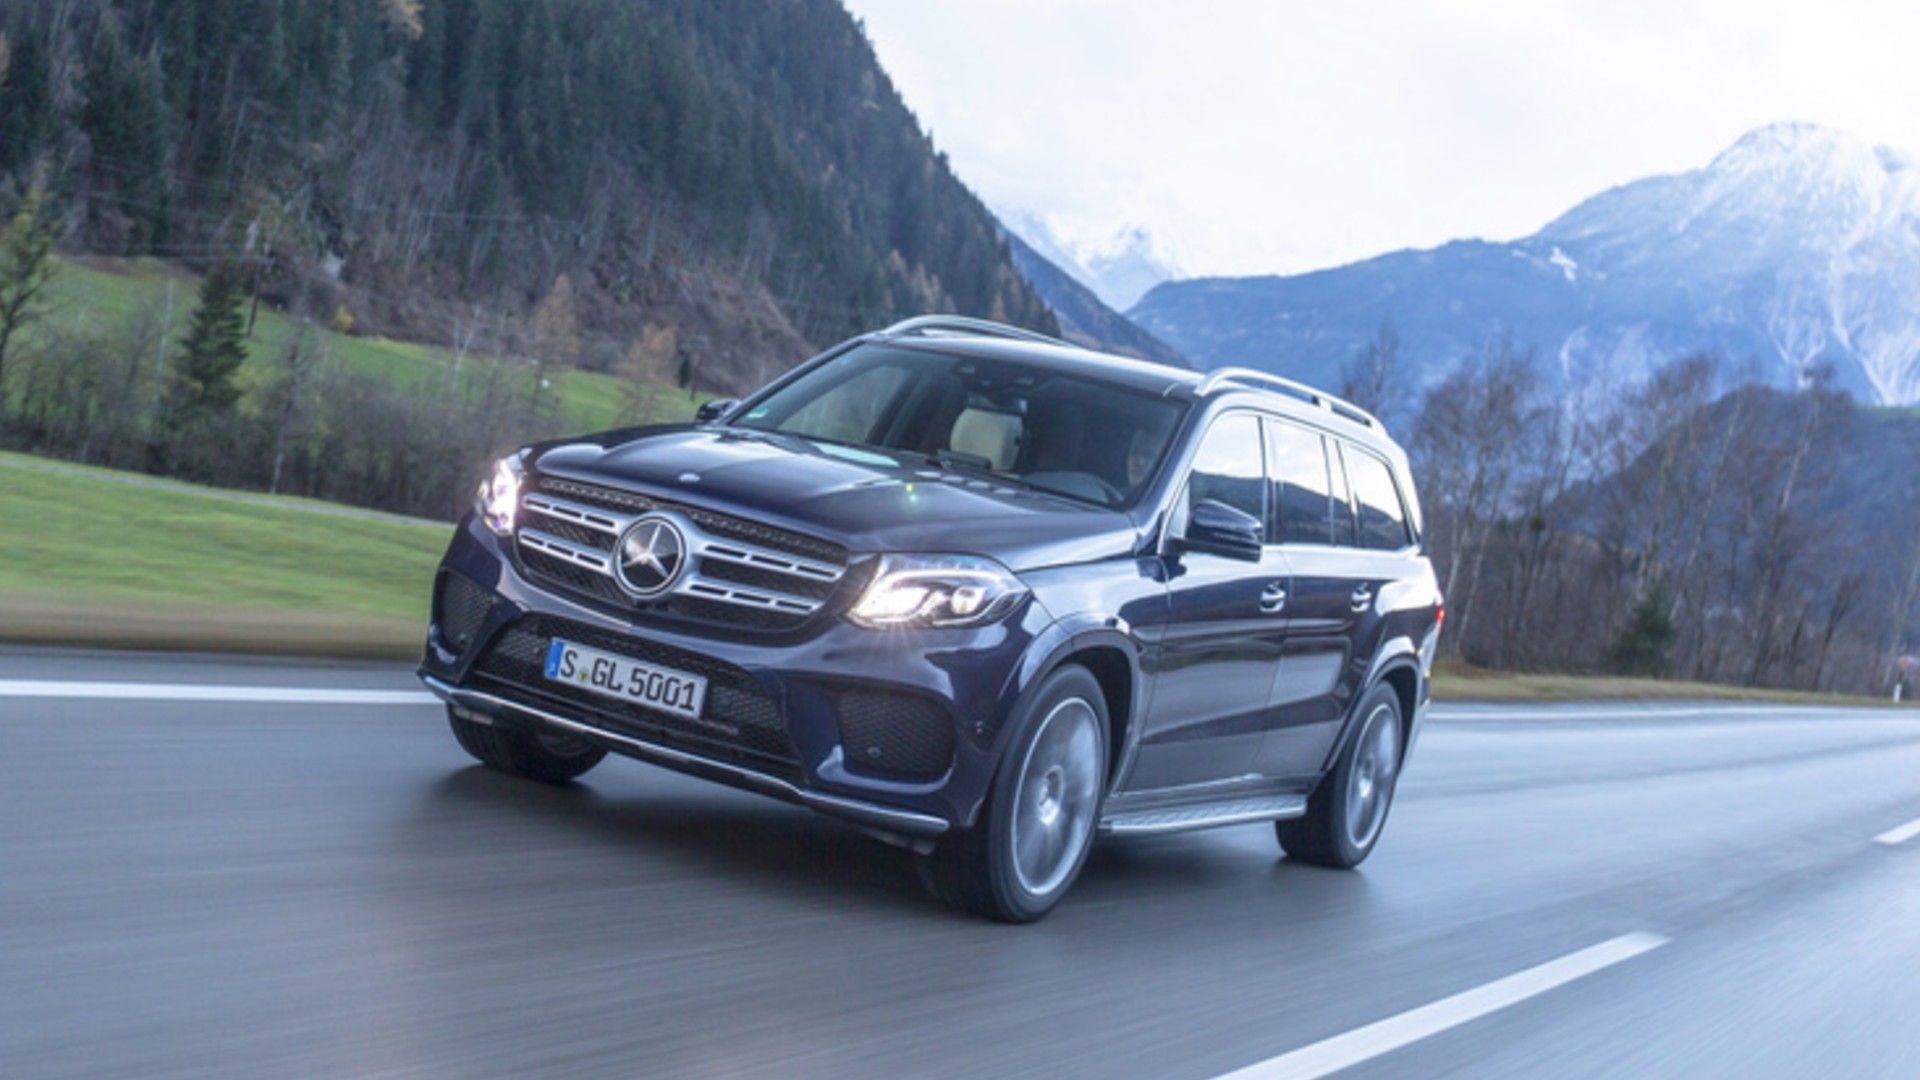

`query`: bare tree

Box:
[266,324,321,493]
[1409,338,1548,656]
[1340,321,1408,427]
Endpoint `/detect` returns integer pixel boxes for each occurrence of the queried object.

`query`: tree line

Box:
[0,175,573,517]
[1343,324,1920,697]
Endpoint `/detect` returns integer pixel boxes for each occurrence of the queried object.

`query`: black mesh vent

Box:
[468,614,796,774]
[435,571,494,653]
[836,690,955,781]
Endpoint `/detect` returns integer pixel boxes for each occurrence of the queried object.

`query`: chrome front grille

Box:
[514,477,849,630]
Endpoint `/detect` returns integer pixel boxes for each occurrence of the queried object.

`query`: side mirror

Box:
[1178,499,1265,562]
[694,398,739,424]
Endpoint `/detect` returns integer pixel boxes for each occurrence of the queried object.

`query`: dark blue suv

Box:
[420,317,1442,920]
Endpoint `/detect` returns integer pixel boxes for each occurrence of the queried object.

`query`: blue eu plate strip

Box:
[544,639,565,679]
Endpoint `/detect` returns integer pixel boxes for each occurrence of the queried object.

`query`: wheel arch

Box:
[1322,637,1424,772]
[1012,620,1143,794]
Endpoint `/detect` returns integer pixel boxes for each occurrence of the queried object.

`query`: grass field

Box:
[42,256,698,432]
[0,452,446,658]
[1429,661,1899,707]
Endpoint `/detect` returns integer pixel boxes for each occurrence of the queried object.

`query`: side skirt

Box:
[1099,792,1308,837]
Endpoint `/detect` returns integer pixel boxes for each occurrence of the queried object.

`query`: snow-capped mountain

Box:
[995,207,1182,312]
[1079,226,1183,311]
[1131,123,1920,405]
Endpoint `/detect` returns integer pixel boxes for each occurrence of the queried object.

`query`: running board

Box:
[1099,794,1308,837]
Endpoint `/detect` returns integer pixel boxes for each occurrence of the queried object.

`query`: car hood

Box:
[530,427,1143,571]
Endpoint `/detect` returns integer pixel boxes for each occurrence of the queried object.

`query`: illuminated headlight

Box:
[476,453,525,536]
[849,554,1027,628]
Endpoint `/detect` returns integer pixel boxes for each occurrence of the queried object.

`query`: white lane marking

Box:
[1875,817,1920,846]
[0,680,438,706]
[1431,705,1886,722]
[1214,933,1669,1080]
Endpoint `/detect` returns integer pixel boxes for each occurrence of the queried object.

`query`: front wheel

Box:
[1276,682,1403,868]
[448,707,606,783]
[918,665,1108,922]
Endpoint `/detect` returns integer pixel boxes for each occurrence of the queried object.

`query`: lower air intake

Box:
[435,571,494,654]
[836,690,955,781]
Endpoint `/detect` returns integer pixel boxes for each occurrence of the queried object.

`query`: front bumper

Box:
[421,514,1047,834]
[422,674,951,839]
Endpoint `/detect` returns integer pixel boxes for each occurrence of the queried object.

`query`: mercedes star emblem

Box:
[615,515,686,598]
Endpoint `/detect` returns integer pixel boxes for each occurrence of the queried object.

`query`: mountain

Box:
[998,225,1187,367]
[1081,226,1183,311]
[1132,123,1920,405]
[0,0,1055,394]
[997,207,1180,312]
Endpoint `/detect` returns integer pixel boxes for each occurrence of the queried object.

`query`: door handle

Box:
[1260,583,1288,613]
[1350,584,1374,612]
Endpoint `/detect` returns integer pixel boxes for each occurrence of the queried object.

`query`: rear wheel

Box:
[918,665,1108,922]
[448,707,606,784]
[1276,682,1403,867]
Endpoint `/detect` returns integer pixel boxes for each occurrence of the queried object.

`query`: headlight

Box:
[476,453,525,536]
[848,554,1027,628]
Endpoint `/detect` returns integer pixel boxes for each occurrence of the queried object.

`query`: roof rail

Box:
[880,315,1068,348]
[1194,366,1379,428]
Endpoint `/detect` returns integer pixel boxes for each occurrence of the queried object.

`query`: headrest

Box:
[949,408,1023,471]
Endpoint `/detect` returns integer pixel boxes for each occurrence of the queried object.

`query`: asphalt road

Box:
[4,646,1920,1079]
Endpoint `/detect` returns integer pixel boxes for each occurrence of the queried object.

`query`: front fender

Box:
[989,612,1146,813]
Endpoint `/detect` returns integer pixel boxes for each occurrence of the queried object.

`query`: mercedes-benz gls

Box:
[420,316,1442,921]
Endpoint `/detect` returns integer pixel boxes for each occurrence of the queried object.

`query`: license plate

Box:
[543,638,708,721]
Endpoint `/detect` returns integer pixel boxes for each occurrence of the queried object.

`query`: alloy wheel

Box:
[1009,696,1102,897]
[1343,703,1401,849]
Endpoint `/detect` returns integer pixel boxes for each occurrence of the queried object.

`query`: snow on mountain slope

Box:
[995,207,1182,312]
[1132,123,1920,405]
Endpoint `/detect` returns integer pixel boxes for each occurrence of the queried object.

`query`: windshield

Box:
[730,344,1186,507]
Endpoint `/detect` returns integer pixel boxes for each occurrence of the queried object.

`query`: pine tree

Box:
[1609,583,1678,677]
[166,262,249,426]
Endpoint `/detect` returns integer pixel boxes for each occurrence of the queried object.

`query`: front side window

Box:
[1345,445,1413,551]
[733,344,1186,508]
[1266,419,1335,544]
[1181,413,1266,526]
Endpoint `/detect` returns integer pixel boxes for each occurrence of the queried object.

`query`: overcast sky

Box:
[842,0,1920,279]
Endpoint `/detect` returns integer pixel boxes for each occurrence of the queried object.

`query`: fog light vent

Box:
[836,690,954,781]
[436,572,494,653]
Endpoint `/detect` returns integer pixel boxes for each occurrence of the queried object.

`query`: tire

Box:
[918,665,1108,922]
[1276,682,1404,868]
[448,707,607,784]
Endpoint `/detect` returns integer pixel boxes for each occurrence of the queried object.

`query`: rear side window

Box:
[1183,414,1266,525]
[1344,446,1413,551]
[1266,419,1335,545]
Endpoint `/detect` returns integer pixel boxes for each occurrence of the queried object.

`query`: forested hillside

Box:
[1402,345,1920,696]
[0,0,1055,393]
